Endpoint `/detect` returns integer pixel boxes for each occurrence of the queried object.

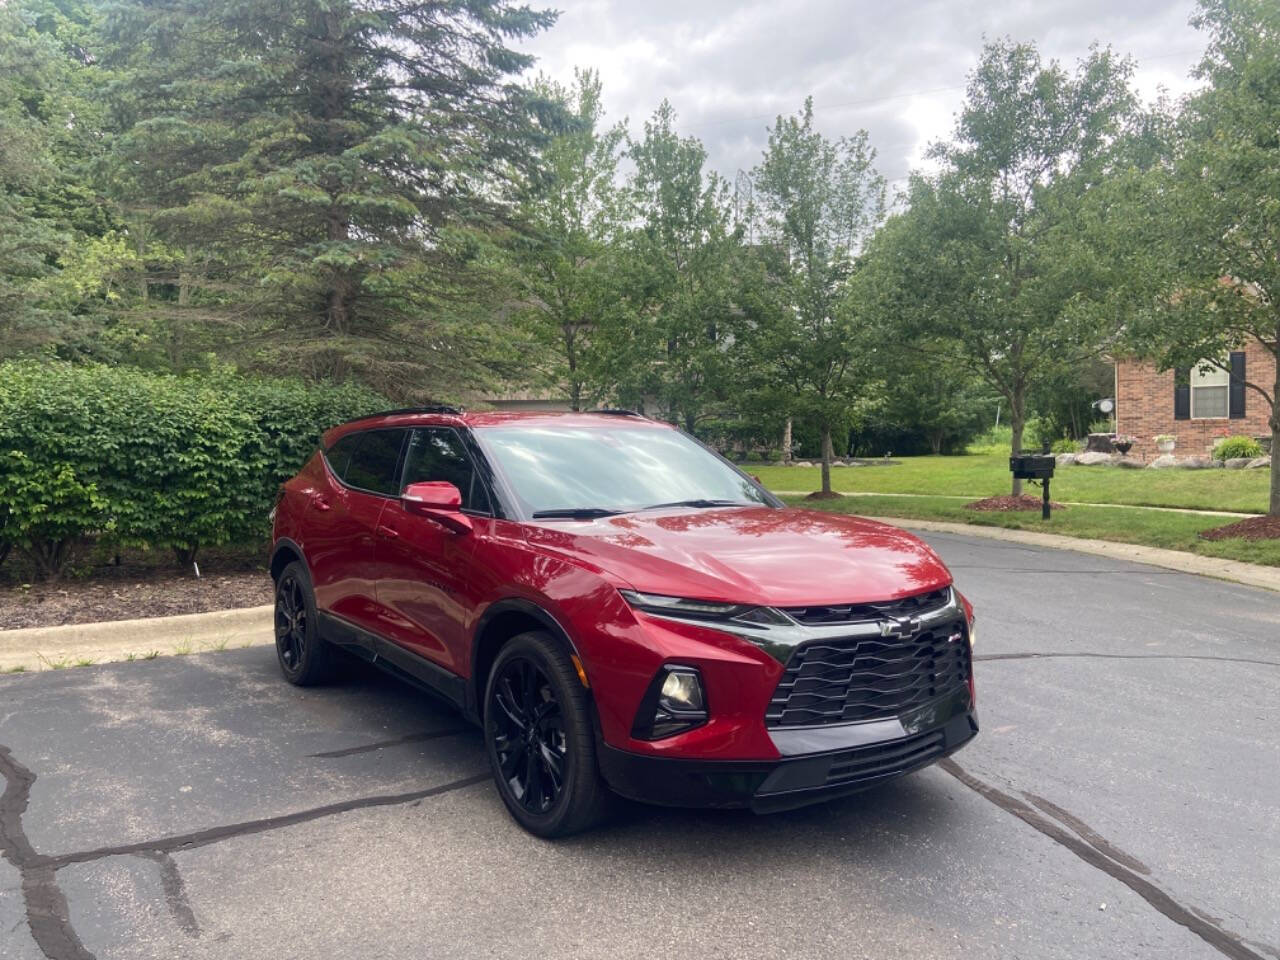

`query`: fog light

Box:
[632,665,708,740]
[660,670,704,711]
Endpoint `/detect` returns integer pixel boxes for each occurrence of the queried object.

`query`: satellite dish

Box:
[1097,398,1115,414]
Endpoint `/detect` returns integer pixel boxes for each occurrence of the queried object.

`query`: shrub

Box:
[1050,437,1078,454]
[0,361,386,577]
[1213,435,1264,461]
[0,450,108,580]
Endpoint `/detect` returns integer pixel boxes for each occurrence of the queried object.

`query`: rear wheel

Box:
[274,561,333,686]
[484,632,609,837]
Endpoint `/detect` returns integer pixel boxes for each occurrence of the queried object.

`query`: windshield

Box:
[475,424,773,518]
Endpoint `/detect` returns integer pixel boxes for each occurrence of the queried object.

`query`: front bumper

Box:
[598,689,978,814]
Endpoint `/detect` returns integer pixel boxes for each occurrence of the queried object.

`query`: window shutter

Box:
[1174,368,1190,421]
[1228,351,1246,419]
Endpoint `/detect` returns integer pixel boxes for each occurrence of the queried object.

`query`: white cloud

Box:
[521,0,1206,181]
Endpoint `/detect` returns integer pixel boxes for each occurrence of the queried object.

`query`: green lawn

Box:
[780,494,1280,567]
[752,453,1271,514]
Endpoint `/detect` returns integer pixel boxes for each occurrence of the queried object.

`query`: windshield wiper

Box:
[640,498,752,511]
[530,507,625,520]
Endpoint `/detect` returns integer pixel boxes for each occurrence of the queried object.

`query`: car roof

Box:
[320,408,669,447]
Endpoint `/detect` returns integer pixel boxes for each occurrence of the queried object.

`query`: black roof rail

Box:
[586,408,643,417]
[345,405,464,423]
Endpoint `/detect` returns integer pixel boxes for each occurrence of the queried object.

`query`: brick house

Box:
[1114,339,1275,457]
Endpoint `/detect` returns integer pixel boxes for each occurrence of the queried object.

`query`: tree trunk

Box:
[25,539,72,581]
[173,544,200,567]
[930,431,943,456]
[820,426,834,495]
[178,245,193,307]
[1270,336,1279,516]
[782,417,793,463]
[1009,392,1027,497]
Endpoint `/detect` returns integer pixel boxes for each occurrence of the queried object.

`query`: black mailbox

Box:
[1010,444,1057,519]
[1009,453,1055,480]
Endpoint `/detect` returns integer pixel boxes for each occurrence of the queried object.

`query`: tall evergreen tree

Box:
[101,0,559,396]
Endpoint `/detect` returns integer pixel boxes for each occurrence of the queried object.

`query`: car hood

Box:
[521,506,952,607]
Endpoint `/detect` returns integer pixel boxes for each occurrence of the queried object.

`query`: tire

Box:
[273,561,334,686]
[484,631,610,838]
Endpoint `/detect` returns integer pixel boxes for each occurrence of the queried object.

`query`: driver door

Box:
[374,427,492,675]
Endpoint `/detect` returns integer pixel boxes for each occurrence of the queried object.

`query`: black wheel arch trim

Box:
[270,537,309,581]
[469,598,587,722]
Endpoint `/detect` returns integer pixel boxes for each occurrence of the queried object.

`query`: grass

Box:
[752,452,1270,514]
[783,494,1280,567]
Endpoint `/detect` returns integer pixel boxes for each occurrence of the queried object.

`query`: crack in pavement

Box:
[975,651,1280,668]
[135,850,200,938]
[0,745,93,960]
[940,758,1275,960]
[39,772,492,869]
[2,738,490,960]
[308,727,473,758]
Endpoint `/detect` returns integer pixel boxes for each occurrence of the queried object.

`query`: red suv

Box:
[271,408,977,836]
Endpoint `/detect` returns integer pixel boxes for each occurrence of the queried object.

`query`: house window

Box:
[1191,360,1229,419]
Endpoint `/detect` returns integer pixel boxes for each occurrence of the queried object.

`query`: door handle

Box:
[311,494,331,512]
[377,524,400,540]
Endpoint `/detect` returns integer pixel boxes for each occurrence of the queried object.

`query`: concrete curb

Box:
[866,516,1280,594]
[0,604,273,672]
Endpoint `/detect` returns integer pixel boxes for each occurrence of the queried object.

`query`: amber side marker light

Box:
[570,654,590,688]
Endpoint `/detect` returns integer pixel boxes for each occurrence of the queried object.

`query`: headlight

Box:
[631,665,708,740]
[619,589,789,626]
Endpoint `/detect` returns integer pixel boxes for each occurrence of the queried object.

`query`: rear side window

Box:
[401,427,491,513]
[341,429,407,495]
[324,433,363,480]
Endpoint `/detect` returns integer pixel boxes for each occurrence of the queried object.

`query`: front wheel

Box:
[273,561,334,686]
[484,632,610,837]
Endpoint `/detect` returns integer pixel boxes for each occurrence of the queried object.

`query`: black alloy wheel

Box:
[273,560,333,686]
[483,632,610,837]
[490,656,566,814]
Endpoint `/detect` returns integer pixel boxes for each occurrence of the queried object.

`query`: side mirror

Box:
[402,481,472,533]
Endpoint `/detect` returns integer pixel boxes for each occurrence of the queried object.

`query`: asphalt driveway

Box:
[2,530,1278,960]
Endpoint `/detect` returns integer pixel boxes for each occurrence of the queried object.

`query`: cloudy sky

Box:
[521,0,1207,193]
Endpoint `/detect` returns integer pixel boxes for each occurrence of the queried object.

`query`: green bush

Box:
[1212,435,1264,461]
[0,361,385,578]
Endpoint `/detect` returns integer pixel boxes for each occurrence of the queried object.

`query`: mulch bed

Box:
[1,544,272,630]
[0,571,271,630]
[966,494,1067,512]
[1198,514,1280,542]
[804,490,844,500]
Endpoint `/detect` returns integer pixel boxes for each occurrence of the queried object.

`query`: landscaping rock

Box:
[1084,433,1115,454]
[1179,456,1217,469]
[1055,453,1077,466]
[794,460,814,467]
[1247,456,1271,469]
[1114,456,1144,469]
[831,461,847,467]
[1147,454,1179,469]
[1224,457,1252,470]
[1075,452,1113,466]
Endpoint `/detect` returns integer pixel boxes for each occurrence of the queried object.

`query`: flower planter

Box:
[1156,439,1176,454]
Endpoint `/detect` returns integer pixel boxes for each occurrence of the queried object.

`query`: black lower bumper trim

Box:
[598,708,979,813]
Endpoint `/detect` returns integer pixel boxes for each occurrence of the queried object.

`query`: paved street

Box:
[2,530,1278,960]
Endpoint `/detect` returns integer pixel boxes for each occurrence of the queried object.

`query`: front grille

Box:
[824,729,946,787]
[783,586,951,626]
[765,622,969,727]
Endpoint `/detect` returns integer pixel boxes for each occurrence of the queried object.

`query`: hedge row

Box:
[0,361,386,578]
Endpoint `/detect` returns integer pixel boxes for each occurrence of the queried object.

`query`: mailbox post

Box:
[1009,441,1056,520]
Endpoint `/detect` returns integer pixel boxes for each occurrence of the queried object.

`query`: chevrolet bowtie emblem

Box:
[879,616,920,639]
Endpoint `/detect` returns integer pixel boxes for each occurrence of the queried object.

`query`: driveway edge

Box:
[867,516,1280,593]
[0,604,273,672]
